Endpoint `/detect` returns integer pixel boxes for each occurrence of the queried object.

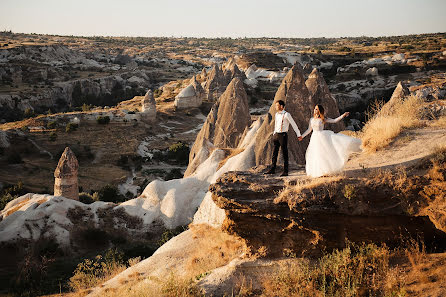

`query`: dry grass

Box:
[274,176,344,205]
[185,224,247,277]
[360,95,425,153]
[103,225,246,297]
[261,243,406,297]
[430,115,446,127]
[68,249,133,292]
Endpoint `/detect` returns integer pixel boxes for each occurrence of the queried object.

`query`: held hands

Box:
[298,136,303,141]
[343,112,350,118]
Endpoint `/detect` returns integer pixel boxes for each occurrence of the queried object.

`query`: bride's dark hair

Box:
[315,104,325,122]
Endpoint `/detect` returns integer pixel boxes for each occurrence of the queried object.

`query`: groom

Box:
[265,100,301,176]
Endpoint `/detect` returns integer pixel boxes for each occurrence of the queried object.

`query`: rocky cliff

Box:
[185,77,251,176]
[211,151,446,257]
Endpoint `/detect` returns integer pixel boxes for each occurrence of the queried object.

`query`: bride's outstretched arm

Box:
[301,120,312,138]
[326,112,349,123]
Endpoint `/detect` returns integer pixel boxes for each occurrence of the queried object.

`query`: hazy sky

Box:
[1,0,445,38]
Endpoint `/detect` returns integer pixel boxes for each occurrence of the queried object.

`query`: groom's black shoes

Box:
[280,171,288,177]
[265,167,276,174]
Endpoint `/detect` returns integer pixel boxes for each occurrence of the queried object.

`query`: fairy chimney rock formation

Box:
[54,147,79,200]
[200,67,207,80]
[141,90,156,121]
[303,63,313,76]
[305,68,344,132]
[223,58,246,83]
[174,76,205,109]
[254,64,314,166]
[203,64,226,101]
[380,82,411,116]
[184,77,251,176]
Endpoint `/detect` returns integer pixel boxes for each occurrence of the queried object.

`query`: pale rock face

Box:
[185,77,251,176]
[0,194,113,246]
[174,76,204,109]
[305,68,344,132]
[365,67,379,76]
[141,90,156,122]
[54,147,79,200]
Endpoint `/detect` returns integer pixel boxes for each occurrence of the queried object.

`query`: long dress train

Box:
[301,116,361,178]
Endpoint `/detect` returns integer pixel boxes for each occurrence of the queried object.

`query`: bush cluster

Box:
[96,116,110,125]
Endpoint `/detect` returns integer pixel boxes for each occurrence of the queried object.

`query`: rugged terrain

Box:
[0,32,446,296]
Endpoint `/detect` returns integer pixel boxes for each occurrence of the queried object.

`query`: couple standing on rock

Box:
[265,100,361,177]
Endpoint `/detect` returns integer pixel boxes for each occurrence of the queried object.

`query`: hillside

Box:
[0,32,445,296]
[84,116,446,297]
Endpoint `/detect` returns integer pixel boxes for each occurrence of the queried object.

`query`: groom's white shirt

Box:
[273,110,301,137]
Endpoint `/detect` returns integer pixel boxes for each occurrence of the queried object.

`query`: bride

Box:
[298,105,361,178]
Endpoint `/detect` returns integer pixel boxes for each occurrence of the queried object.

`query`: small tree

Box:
[98,184,122,203]
[65,123,78,133]
[49,132,57,141]
[96,116,110,125]
[24,108,34,118]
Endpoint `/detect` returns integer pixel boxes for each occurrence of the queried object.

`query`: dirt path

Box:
[346,127,446,175]
[285,126,446,181]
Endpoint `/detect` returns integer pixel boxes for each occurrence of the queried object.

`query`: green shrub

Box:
[49,132,57,141]
[47,121,57,129]
[78,192,97,204]
[96,116,110,125]
[65,123,78,133]
[24,108,35,118]
[98,184,123,203]
[82,103,92,111]
[167,142,190,165]
[68,248,126,292]
[158,225,189,247]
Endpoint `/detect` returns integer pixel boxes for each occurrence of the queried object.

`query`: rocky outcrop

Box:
[253,64,314,167]
[203,64,227,101]
[200,67,207,80]
[380,81,411,116]
[185,77,251,176]
[305,68,344,132]
[54,147,79,200]
[174,76,205,109]
[141,89,156,121]
[303,63,313,76]
[223,58,246,83]
[211,157,446,257]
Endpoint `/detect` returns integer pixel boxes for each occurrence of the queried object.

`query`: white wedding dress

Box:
[301,116,362,177]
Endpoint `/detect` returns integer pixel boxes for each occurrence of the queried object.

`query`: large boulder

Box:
[185,77,251,177]
[305,68,344,132]
[253,64,314,167]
